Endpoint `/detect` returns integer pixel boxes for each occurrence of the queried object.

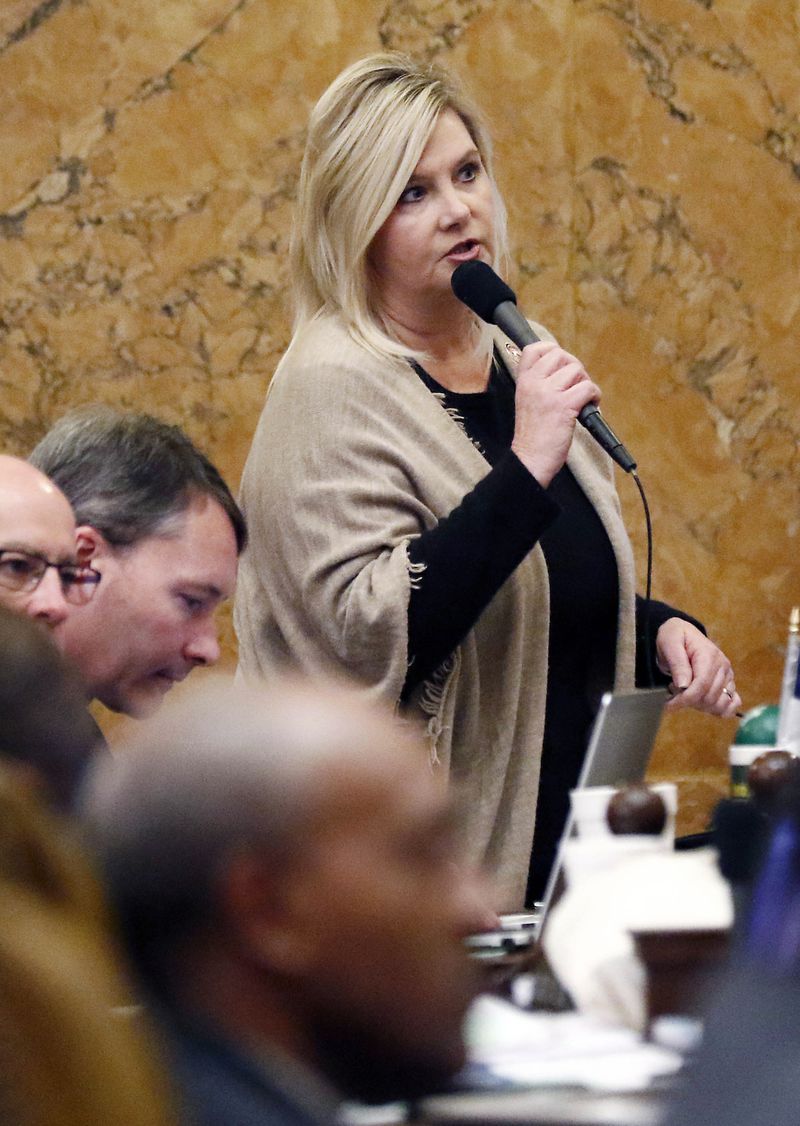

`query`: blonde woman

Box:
[235,54,739,909]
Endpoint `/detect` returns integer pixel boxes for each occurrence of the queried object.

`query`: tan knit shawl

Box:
[235,313,637,909]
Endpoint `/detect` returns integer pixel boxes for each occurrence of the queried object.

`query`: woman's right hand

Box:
[510,340,601,487]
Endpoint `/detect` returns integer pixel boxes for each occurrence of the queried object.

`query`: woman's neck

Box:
[381,293,492,393]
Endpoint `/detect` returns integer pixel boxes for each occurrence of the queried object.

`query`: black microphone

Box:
[451,260,637,472]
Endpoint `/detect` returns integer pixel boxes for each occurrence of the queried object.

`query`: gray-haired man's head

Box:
[30,408,246,718]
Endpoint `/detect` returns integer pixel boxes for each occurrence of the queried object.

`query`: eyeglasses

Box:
[0,549,101,606]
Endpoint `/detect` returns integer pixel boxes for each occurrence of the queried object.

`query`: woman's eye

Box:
[398,183,425,205]
[458,161,480,182]
[181,595,204,614]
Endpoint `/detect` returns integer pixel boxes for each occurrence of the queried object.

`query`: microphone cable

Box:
[630,468,656,688]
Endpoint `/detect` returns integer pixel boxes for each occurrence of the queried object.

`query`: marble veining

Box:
[0,0,798,827]
[378,0,488,56]
[0,1,64,52]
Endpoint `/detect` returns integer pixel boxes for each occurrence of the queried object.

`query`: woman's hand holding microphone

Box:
[511,341,601,487]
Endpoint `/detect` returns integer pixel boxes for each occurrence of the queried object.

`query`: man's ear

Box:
[218,849,320,979]
[75,525,106,565]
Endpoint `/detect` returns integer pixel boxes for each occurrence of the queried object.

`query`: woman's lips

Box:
[445,239,481,261]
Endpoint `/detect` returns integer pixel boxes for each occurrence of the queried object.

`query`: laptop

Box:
[536,686,668,932]
[484,687,668,949]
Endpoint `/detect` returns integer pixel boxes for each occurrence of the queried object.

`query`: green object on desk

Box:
[730,704,780,798]
[733,704,779,745]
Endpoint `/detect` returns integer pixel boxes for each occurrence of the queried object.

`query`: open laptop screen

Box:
[535,687,667,928]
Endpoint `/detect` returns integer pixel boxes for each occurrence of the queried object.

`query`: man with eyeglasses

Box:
[0,455,99,635]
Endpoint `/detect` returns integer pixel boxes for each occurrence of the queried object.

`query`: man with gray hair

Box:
[83,677,491,1125]
[30,408,246,718]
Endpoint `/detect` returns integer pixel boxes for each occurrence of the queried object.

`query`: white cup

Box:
[562,834,669,888]
[568,785,617,838]
[569,782,678,844]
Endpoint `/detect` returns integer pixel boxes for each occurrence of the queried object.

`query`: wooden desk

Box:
[631,928,729,1023]
[411,1083,669,1125]
[405,925,722,1126]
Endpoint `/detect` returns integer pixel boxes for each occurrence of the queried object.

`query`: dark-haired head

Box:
[0,605,101,811]
[30,408,244,719]
[30,406,246,553]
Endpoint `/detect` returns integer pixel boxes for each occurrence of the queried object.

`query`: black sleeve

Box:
[635,595,707,688]
[402,450,560,697]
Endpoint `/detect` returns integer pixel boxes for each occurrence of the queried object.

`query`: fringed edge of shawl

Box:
[416,653,458,768]
[430,392,486,458]
[402,541,457,767]
[406,559,426,590]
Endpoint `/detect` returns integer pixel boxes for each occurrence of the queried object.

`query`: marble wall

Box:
[1,0,797,830]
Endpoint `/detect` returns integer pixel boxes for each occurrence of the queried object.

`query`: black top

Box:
[404,354,700,902]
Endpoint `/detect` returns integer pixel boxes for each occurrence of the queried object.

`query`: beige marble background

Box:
[1,0,797,830]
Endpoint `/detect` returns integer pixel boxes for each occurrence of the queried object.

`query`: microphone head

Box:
[450,260,517,324]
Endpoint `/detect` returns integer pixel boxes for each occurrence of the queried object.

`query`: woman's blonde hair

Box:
[291,52,509,360]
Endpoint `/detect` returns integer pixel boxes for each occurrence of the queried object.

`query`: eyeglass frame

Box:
[0,548,102,605]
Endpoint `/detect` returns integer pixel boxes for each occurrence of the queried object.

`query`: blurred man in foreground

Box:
[0,454,97,633]
[83,678,490,1125]
[30,407,245,718]
[0,605,101,810]
[0,606,177,1126]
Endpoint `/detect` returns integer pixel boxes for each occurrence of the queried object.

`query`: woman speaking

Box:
[234,54,739,908]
